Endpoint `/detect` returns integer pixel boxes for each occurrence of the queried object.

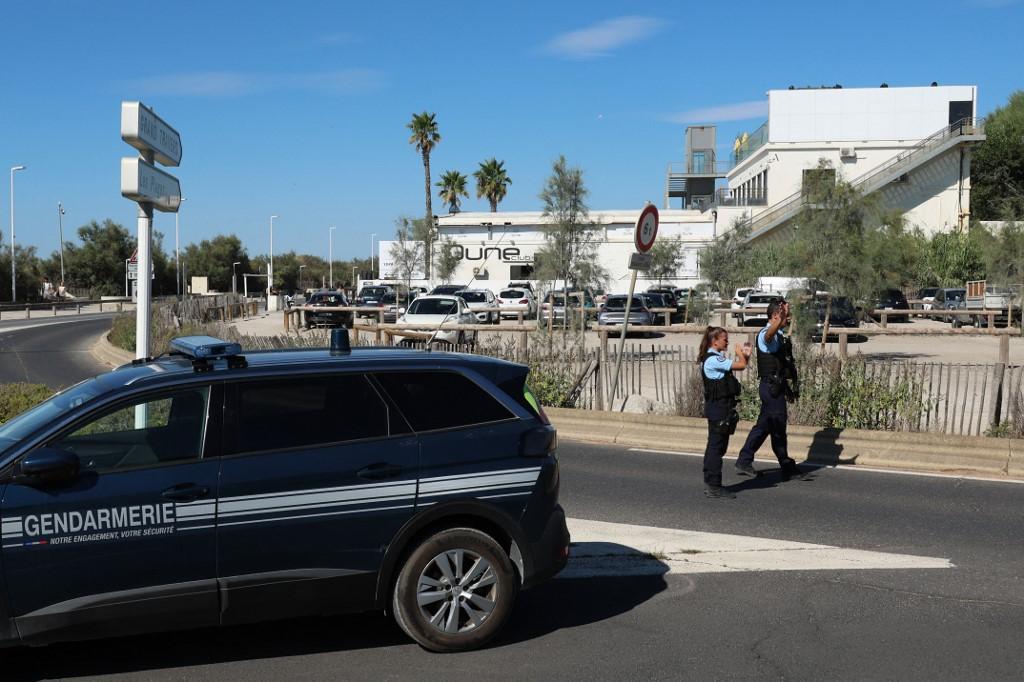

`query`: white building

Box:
[436,210,715,290]
[427,83,986,294]
[667,83,986,242]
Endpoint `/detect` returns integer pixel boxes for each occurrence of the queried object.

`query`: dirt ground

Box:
[232,311,1022,366]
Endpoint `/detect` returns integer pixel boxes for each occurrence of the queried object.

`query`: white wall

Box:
[768,85,976,143]
[437,211,715,291]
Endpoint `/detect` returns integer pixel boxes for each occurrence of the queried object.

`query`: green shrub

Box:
[0,383,52,424]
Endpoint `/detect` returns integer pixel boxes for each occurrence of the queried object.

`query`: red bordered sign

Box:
[634,205,659,253]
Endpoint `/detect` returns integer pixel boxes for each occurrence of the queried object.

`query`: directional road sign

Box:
[121,157,182,212]
[121,102,183,167]
[634,204,659,253]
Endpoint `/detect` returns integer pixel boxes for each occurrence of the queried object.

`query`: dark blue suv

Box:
[0,335,568,652]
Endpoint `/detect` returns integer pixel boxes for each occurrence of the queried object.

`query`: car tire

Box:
[952,318,962,329]
[392,527,517,653]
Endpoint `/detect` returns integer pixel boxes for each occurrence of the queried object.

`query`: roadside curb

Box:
[91,332,134,369]
[546,407,1024,479]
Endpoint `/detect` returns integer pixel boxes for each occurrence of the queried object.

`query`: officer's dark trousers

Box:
[736,380,795,468]
[703,398,734,486]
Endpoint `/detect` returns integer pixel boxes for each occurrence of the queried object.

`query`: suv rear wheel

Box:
[392,527,517,652]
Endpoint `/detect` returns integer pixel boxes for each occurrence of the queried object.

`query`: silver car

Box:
[598,295,655,329]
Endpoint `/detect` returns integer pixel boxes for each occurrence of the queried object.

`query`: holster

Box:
[711,410,739,435]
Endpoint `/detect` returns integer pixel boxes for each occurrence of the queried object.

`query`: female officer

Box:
[698,326,751,499]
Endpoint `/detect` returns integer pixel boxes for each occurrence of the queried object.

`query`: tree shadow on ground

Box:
[2,545,666,681]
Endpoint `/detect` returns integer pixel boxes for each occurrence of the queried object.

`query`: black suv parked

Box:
[0,334,568,652]
[303,290,353,329]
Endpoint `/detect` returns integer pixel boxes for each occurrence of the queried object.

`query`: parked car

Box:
[457,289,500,324]
[730,287,758,320]
[646,286,682,321]
[814,296,860,336]
[640,293,674,325]
[497,287,537,319]
[381,292,402,323]
[507,281,535,293]
[429,284,466,296]
[917,287,940,310]
[740,291,783,325]
[540,290,598,325]
[872,288,910,323]
[303,290,353,329]
[394,295,480,346]
[0,334,566,651]
[598,294,656,335]
[934,287,966,322]
[355,285,393,318]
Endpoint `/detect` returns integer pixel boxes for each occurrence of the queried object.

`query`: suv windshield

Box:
[459,291,487,303]
[0,379,101,453]
[311,293,346,305]
[408,298,458,315]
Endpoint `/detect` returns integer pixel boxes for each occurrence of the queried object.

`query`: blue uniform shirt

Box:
[757,325,785,354]
[703,349,733,380]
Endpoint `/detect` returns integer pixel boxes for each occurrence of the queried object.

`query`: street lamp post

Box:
[352,267,358,293]
[329,226,337,288]
[232,261,241,295]
[175,197,187,298]
[268,214,278,299]
[299,264,306,292]
[57,202,66,286]
[370,232,377,280]
[125,258,130,298]
[9,165,26,302]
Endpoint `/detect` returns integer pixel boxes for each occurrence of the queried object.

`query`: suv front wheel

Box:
[392,527,517,652]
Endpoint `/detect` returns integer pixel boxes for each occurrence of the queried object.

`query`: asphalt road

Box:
[0,314,113,389]
[3,441,1022,681]
[2,320,1022,680]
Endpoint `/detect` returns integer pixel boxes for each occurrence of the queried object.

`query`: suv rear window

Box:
[459,291,487,303]
[500,290,525,298]
[227,374,400,454]
[359,287,388,298]
[604,296,643,310]
[374,372,514,431]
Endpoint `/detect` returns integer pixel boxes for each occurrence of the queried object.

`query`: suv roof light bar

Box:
[169,336,248,372]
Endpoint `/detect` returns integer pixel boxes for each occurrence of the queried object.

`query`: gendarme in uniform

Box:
[702,348,741,489]
[735,318,801,477]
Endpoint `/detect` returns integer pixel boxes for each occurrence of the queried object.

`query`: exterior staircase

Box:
[744,118,986,242]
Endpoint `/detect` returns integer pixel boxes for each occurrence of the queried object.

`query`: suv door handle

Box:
[357,463,403,480]
[162,483,210,502]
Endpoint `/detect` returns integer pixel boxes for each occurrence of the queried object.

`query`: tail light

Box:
[521,425,557,457]
[519,299,529,304]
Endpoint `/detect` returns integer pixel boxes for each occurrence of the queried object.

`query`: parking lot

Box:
[234,310,1024,366]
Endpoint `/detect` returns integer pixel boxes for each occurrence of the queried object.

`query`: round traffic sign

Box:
[634,204,659,253]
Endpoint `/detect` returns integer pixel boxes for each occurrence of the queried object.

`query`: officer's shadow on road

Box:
[4,544,667,680]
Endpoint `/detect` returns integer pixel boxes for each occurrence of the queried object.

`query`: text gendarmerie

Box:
[22,503,176,537]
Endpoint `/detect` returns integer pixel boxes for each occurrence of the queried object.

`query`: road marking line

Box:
[559,518,953,578]
[626,447,1024,485]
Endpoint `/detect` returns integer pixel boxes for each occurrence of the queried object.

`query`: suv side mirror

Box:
[16,447,80,486]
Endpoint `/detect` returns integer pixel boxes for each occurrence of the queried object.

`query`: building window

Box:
[691,151,706,174]
[802,168,836,199]
[510,265,534,280]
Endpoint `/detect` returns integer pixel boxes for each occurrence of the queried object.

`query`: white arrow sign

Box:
[121,157,182,213]
[121,102,183,167]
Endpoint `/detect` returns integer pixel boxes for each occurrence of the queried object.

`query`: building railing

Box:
[714,187,768,207]
[743,117,985,240]
[666,160,734,176]
[732,121,769,164]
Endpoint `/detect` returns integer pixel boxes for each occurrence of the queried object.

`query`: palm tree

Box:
[407,111,441,225]
[473,158,512,212]
[436,170,469,214]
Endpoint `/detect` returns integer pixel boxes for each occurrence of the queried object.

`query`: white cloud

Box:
[543,16,666,59]
[126,69,385,97]
[664,99,769,124]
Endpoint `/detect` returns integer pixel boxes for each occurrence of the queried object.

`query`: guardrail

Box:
[0,298,134,320]
[283,305,536,332]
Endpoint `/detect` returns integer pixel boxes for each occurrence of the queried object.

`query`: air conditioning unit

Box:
[839,147,857,159]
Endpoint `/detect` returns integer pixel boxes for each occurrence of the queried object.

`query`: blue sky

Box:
[1,0,1021,263]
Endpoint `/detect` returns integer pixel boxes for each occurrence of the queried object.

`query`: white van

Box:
[755,276,829,299]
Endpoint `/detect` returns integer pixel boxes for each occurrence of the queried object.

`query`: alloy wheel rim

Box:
[416,549,498,634]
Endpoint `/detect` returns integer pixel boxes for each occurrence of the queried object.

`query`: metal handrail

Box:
[745,117,985,240]
[667,160,735,175]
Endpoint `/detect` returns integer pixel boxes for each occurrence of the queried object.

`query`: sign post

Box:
[608,204,658,408]
[120,102,182,363]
